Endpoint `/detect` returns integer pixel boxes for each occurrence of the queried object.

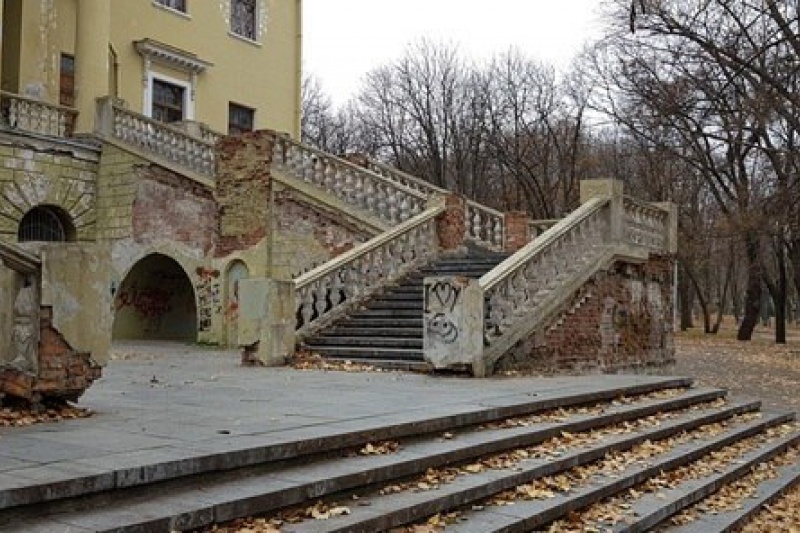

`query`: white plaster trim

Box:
[151,1,193,19]
[134,39,212,74]
[143,72,195,121]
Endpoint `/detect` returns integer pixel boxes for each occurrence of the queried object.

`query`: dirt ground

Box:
[673,318,800,413]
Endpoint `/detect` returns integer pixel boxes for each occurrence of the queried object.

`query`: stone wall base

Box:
[494,256,675,375]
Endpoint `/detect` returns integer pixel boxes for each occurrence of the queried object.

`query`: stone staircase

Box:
[1,378,798,532]
[302,250,507,369]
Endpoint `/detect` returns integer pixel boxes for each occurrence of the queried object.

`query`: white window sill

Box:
[228,31,262,47]
[152,2,192,20]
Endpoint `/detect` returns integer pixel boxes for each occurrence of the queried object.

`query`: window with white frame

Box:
[151,78,187,123]
[155,0,187,13]
[230,0,257,40]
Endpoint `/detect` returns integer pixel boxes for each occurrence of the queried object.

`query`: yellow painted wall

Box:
[6,0,301,137]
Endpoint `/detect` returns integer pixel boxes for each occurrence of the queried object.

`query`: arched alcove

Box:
[112,253,197,341]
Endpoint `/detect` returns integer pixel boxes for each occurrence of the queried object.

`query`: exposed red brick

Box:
[504,211,531,253]
[496,255,675,375]
[436,194,467,251]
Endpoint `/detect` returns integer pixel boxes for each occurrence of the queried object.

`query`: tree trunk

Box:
[686,266,712,333]
[678,263,694,330]
[737,234,762,341]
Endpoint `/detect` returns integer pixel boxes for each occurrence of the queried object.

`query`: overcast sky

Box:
[303,0,606,105]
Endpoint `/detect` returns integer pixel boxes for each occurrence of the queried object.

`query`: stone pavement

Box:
[0,341,682,504]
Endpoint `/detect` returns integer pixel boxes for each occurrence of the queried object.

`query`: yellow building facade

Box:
[1,0,302,137]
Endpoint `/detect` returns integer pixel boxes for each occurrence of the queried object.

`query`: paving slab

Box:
[0,341,689,507]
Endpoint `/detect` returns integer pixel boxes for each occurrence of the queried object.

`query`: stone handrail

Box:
[623,196,669,251]
[0,91,77,137]
[362,158,511,251]
[94,97,215,177]
[480,197,612,348]
[272,137,429,225]
[173,120,225,146]
[295,201,445,337]
[364,158,449,197]
[466,201,506,251]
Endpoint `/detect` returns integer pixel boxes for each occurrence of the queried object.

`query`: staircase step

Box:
[662,450,800,532]
[305,336,423,349]
[278,396,761,533]
[324,327,423,338]
[603,429,800,532]
[0,384,725,532]
[345,318,423,328]
[366,300,423,310]
[348,309,422,318]
[439,412,795,533]
[323,358,433,372]
[304,346,424,361]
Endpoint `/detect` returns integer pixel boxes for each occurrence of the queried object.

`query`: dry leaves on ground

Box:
[0,402,91,427]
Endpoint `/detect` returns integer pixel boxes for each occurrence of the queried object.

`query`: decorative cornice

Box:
[134,39,213,74]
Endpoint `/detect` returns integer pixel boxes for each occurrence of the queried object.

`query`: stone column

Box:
[74,0,111,133]
[432,193,467,254]
[237,278,295,366]
[580,179,624,242]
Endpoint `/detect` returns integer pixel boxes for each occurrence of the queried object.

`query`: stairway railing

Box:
[272,138,429,226]
[422,182,676,375]
[294,199,446,338]
[361,157,509,252]
[94,96,216,178]
[481,197,612,353]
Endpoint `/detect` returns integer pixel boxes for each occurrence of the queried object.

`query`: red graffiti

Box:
[115,286,172,318]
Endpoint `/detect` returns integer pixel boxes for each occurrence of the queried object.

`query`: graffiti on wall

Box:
[196,267,221,332]
[424,280,463,345]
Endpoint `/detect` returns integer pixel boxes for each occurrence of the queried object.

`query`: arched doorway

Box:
[17,205,76,242]
[225,260,249,346]
[112,254,197,341]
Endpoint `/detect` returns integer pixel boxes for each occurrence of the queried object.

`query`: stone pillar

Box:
[654,202,679,255]
[74,0,111,133]
[580,179,624,242]
[238,278,295,366]
[422,276,486,376]
[432,193,467,254]
[504,211,531,253]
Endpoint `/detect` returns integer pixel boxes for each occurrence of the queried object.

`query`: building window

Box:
[155,0,187,12]
[18,206,75,243]
[228,103,254,135]
[59,54,75,107]
[231,0,257,40]
[151,79,186,123]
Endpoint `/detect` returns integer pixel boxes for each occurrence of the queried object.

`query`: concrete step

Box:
[305,336,424,349]
[440,412,796,532]
[302,345,424,360]
[662,451,800,532]
[366,300,423,310]
[0,382,722,532]
[347,308,422,318]
[324,327,423,338]
[345,318,423,328]
[605,430,800,532]
[283,397,760,533]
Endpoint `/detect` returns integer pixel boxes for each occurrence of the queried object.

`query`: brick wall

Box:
[95,144,144,241]
[131,165,217,255]
[215,131,273,257]
[0,307,101,403]
[496,255,675,375]
[0,134,99,242]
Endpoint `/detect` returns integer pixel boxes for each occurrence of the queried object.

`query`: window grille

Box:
[18,207,70,242]
[155,0,187,12]
[231,0,257,40]
[228,103,255,135]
